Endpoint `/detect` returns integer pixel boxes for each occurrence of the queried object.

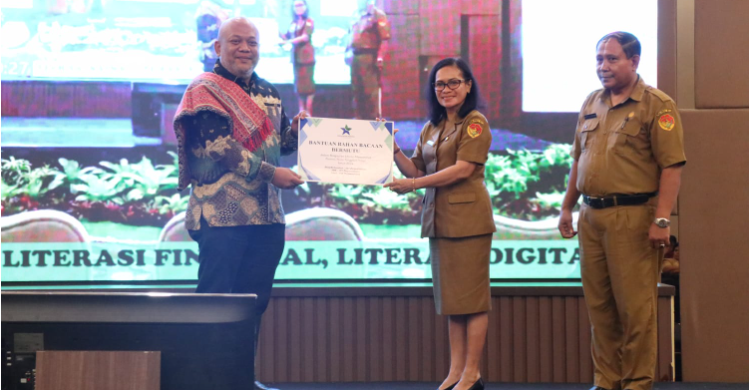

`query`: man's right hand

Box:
[272,168,304,190]
[558,209,577,239]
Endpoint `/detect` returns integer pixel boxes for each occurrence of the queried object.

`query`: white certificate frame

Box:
[297,117,394,185]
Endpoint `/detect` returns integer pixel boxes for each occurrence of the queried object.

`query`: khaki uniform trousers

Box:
[578,199,662,390]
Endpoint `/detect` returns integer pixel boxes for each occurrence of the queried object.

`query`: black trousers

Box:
[189,220,286,363]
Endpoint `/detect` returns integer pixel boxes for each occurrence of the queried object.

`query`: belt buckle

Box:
[596,196,611,208]
[589,196,604,208]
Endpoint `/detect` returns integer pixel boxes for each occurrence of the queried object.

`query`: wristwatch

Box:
[653,218,670,228]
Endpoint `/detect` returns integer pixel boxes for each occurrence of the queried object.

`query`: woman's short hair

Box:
[425,57,483,126]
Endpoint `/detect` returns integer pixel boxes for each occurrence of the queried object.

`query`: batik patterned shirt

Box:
[179,61,298,230]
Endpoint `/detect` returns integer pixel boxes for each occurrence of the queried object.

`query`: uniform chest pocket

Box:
[579,118,599,151]
[611,119,648,155]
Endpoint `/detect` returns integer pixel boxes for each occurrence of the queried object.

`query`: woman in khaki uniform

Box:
[279,0,315,114]
[386,58,495,390]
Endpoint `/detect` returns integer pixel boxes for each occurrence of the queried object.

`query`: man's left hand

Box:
[291,111,309,136]
[649,223,670,249]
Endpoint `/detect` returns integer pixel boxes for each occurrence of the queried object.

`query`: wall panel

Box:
[254,285,675,383]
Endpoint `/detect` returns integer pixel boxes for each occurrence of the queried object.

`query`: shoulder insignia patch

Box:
[658,114,675,131]
[467,123,483,138]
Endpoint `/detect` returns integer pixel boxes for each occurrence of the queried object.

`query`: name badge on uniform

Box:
[584,113,597,119]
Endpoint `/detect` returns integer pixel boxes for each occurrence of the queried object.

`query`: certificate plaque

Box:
[297,117,394,185]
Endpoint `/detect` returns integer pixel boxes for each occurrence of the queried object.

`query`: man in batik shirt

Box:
[174,17,306,390]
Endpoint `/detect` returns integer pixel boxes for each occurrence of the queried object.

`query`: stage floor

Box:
[267,383,746,390]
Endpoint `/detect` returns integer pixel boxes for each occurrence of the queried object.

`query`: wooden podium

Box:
[36,351,160,390]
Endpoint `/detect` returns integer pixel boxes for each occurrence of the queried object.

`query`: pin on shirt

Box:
[620,111,635,130]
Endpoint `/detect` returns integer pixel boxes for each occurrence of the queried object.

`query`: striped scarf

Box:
[173,72,274,189]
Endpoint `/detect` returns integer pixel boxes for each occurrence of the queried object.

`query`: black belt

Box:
[582,192,657,209]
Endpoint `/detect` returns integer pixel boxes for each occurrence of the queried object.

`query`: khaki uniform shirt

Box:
[572,76,687,196]
[411,110,497,238]
[285,18,315,65]
[350,8,391,51]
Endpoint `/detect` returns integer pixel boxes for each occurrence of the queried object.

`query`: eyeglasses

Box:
[433,79,466,91]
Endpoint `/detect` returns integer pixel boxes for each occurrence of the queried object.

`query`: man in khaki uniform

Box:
[346,0,390,119]
[558,32,686,390]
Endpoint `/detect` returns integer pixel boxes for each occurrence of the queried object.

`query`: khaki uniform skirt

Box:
[429,234,492,315]
[293,63,315,96]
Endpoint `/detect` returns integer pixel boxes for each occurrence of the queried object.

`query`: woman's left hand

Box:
[384,178,412,195]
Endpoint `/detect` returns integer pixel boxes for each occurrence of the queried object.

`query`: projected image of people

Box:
[346,0,390,119]
[279,0,316,115]
[196,0,232,72]
[1,0,660,287]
